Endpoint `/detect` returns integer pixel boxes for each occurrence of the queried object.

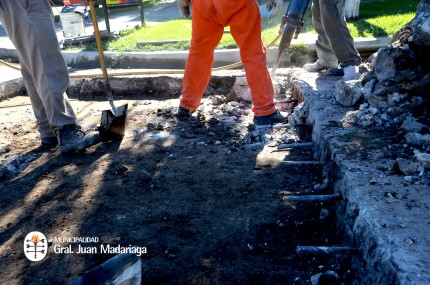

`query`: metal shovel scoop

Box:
[88,0,127,142]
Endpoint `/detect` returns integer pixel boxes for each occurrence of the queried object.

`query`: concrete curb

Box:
[0,47,253,69]
[60,48,288,69]
[0,37,391,70]
[68,73,238,98]
[293,72,430,285]
[0,78,25,101]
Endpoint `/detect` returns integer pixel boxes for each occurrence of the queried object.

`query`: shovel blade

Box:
[99,104,128,141]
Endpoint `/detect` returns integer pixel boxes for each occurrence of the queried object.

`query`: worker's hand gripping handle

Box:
[266,0,283,20]
[177,0,191,18]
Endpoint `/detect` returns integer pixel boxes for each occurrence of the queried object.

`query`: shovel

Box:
[87,0,128,143]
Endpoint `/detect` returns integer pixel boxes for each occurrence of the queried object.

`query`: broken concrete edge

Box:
[72,253,141,285]
[67,73,238,99]
[0,36,390,69]
[0,78,26,101]
[331,165,429,285]
[293,75,430,285]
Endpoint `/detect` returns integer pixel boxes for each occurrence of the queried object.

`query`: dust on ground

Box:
[0,95,359,284]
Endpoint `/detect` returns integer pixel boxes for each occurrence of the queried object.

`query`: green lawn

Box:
[68,0,419,52]
[348,0,419,37]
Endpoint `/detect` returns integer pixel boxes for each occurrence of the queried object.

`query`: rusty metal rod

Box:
[278,142,315,149]
[282,161,324,165]
[296,246,360,255]
[272,123,312,129]
[282,194,341,203]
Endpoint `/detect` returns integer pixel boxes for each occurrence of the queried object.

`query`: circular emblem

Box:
[23,231,48,262]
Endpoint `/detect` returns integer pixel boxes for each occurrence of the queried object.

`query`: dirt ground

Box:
[0,94,361,284]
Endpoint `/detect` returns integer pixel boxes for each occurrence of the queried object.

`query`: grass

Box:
[108,19,193,51]
[66,0,419,52]
[348,0,419,37]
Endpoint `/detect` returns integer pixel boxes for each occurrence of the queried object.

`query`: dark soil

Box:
[0,95,362,284]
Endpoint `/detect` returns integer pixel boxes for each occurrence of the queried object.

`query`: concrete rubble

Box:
[333,0,430,181]
[1,1,429,284]
[292,66,430,284]
[63,53,430,284]
[288,3,430,282]
[1,62,428,284]
[289,3,430,283]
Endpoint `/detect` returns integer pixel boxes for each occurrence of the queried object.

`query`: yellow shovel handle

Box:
[88,0,108,81]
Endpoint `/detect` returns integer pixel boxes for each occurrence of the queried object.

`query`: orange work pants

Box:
[180,0,276,116]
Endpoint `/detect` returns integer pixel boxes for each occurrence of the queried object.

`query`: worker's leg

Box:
[180,0,224,111]
[0,0,77,135]
[319,0,361,66]
[19,56,56,139]
[220,0,276,116]
[312,0,339,67]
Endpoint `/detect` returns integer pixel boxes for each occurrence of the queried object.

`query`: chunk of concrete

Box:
[373,46,418,83]
[414,150,430,168]
[335,79,362,107]
[411,1,430,48]
[226,76,252,102]
[0,78,25,101]
[400,116,427,133]
[396,158,420,175]
[72,253,141,285]
[405,133,430,146]
[365,91,408,109]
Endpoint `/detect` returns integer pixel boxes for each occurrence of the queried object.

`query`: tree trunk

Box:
[342,0,361,20]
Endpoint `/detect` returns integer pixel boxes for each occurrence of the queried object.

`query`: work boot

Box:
[40,136,58,149]
[58,124,86,155]
[253,110,287,126]
[327,65,361,79]
[177,106,192,120]
[303,61,329,73]
[326,66,345,76]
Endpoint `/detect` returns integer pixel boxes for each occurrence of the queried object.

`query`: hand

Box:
[177,0,191,18]
[266,0,283,19]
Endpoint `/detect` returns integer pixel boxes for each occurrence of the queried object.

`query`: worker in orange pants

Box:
[177,0,286,125]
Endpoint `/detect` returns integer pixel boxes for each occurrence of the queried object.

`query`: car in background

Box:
[62,0,103,7]
[56,0,144,7]
[63,0,85,5]
[50,0,65,5]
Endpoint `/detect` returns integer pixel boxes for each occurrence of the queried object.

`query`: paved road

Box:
[0,0,279,47]
[0,0,180,83]
[0,0,180,48]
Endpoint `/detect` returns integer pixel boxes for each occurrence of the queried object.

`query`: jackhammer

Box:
[271,0,311,75]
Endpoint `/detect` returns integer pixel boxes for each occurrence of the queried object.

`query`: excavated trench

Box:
[63,69,366,284]
[0,69,370,284]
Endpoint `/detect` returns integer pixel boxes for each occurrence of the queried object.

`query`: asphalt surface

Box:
[0,0,180,83]
[0,0,294,84]
[0,0,180,38]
